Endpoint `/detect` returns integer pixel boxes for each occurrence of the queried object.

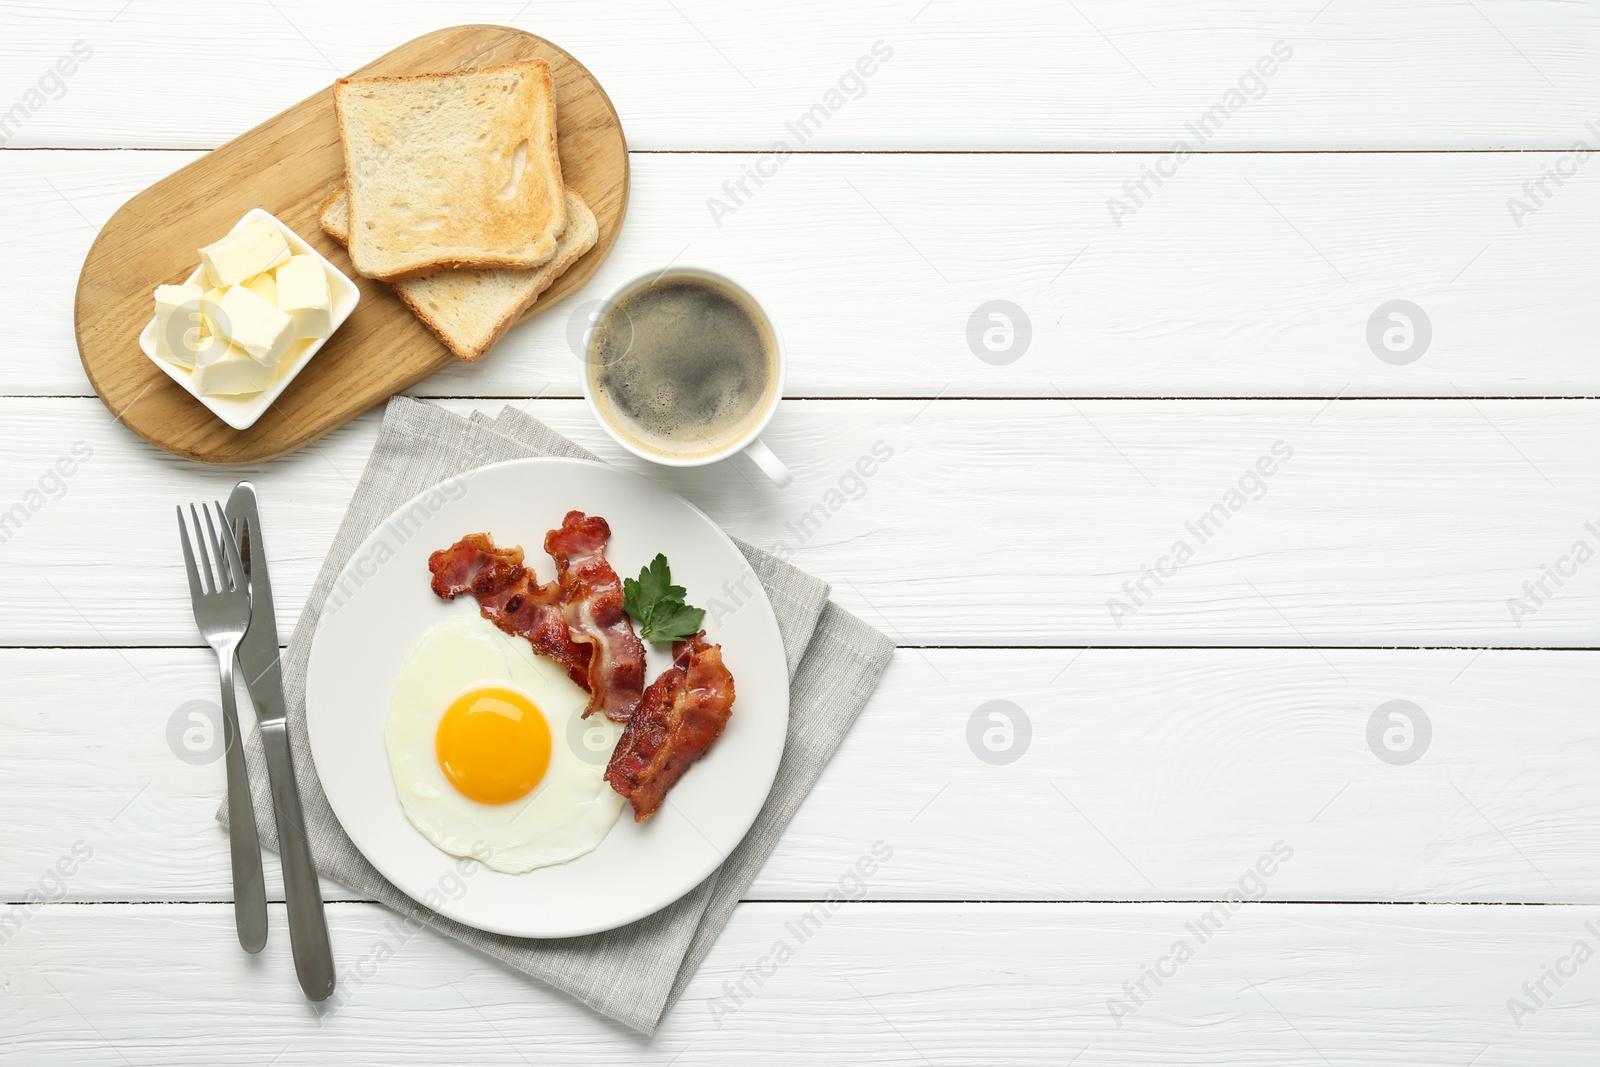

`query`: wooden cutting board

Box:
[75,25,628,465]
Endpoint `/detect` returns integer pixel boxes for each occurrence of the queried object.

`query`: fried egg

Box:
[386,613,625,873]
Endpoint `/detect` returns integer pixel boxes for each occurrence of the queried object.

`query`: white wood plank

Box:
[11,5,1598,1057]
[5,647,1597,904]
[2,1,1596,150]
[9,148,1600,398]
[0,397,1594,646]
[4,902,1598,1063]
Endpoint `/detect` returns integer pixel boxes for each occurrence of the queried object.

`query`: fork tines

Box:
[177,500,247,600]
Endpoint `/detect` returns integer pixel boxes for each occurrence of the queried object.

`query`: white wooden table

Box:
[4,1,1599,1062]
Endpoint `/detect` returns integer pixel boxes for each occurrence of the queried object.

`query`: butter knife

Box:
[226,482,335,1002]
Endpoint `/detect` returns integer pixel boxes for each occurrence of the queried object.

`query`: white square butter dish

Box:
[139,209,360,431]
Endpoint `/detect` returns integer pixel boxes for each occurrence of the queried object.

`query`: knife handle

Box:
[259,720,336,1002]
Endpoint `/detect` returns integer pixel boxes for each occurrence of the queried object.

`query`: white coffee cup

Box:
[580,266,792,487]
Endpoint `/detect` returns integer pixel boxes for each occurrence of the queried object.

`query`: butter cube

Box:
[273,255,333,339]
[152,283,206,368]
[242,271,277,305]
[214,284,295,367]
[199,221,291,287]
[155,282,203,319]
[191,329,231,368]
[194,287,227,354]
[192,342,276,395]
[180,291,232,369]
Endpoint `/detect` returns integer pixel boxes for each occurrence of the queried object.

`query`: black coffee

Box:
[589,275,776,459]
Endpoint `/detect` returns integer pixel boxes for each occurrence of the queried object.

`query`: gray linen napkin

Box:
[217,396,895,1034]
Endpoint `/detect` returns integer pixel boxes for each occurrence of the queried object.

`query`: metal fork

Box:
[178,501,268,954]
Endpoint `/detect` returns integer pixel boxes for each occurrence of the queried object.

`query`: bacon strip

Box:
[605,633,735,822]
[544,512,647,722]
[427,533,592,689]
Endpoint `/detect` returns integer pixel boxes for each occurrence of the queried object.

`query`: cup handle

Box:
[744,438,793,488]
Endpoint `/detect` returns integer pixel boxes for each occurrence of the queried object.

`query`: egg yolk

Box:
[435,687,552,804]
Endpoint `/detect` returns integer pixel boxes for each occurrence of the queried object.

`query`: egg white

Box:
[385,613,625,874]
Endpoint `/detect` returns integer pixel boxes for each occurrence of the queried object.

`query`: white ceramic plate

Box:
[305,458,789,938]
[139,208,360,431]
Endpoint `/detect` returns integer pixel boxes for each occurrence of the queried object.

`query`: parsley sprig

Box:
[623,553,706,642]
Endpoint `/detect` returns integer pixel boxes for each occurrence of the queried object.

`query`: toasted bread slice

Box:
[320,184,598,363]
[333,60,567,281]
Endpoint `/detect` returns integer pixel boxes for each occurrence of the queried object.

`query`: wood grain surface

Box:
[5,1,1597,151]
[72,25,628,465]
[7,647,1597,904]
[3,398,1594,648]
[20,149,1600,400]
[10,903,1600,1064]
[7,1,1600,1062]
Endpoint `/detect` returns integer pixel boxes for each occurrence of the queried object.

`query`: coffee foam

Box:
[589,275,777,459]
